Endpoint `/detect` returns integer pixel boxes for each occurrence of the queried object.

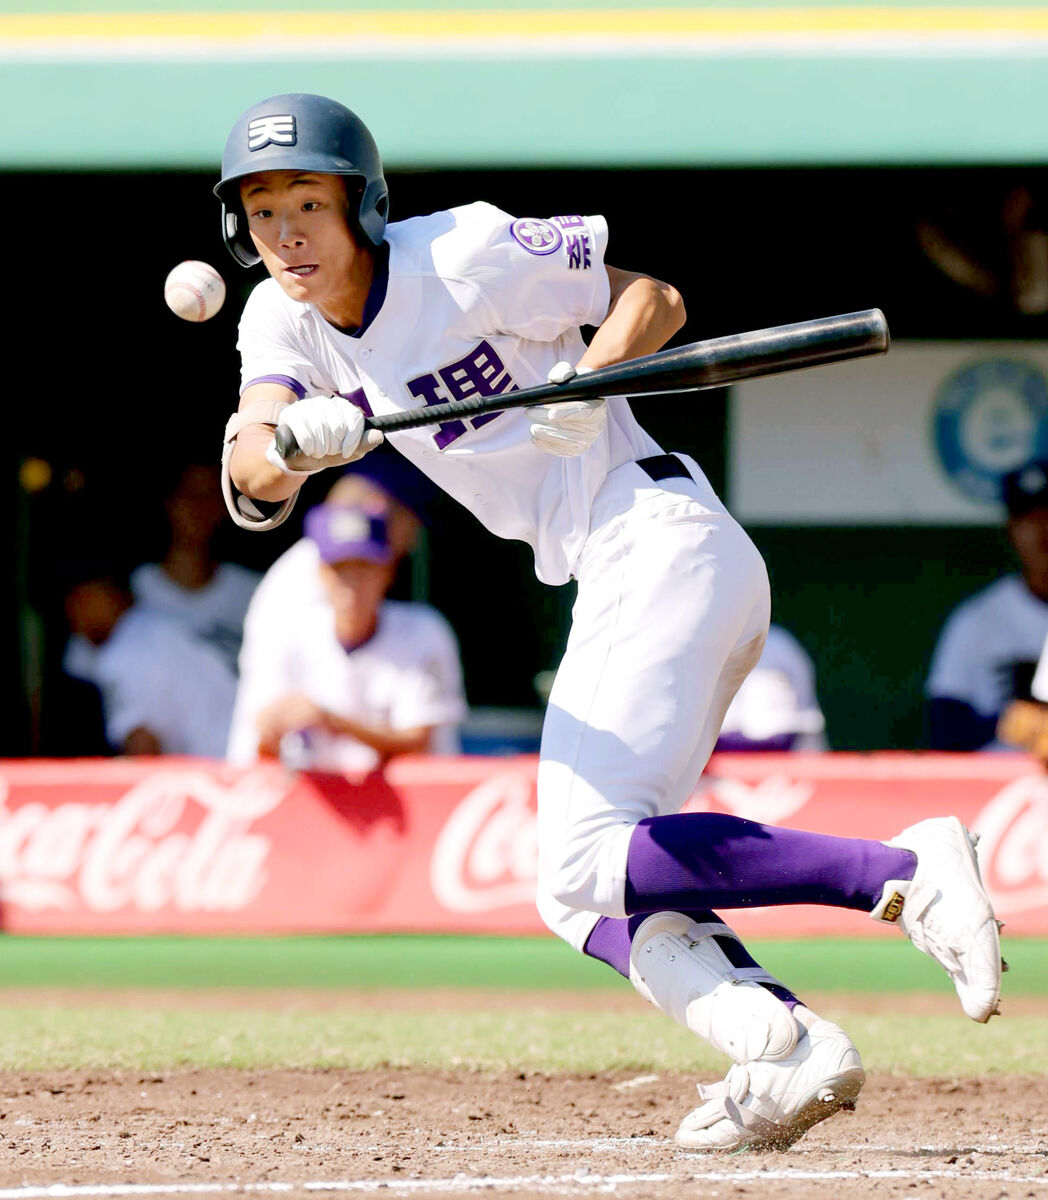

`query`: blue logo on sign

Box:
[933,358,1048,503]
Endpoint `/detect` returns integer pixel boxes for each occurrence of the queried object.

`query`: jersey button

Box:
[361,348,373,359]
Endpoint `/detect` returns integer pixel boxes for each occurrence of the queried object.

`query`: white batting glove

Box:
[266,395,384,475]
[526,362,607,457]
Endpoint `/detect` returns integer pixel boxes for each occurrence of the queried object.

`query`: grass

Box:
[0,934,1044,995]
[0,1003,1041,1076]
[0,935,1040,1076]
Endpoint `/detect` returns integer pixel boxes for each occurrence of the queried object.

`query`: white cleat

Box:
[675,1005,865,1152]
[871,816,1002,1023]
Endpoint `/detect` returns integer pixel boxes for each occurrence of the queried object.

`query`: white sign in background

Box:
[729,342,1048,525]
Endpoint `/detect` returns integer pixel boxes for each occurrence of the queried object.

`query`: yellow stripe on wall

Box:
[3,8,1048,44]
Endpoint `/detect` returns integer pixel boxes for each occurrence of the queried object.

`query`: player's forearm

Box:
[121,726,163,756]
[580,269,686,370]
[324,713,432,760]
[230,423,305,502]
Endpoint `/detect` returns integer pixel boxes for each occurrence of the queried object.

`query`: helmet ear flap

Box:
[222,204,261,268]
[357,178,389,247]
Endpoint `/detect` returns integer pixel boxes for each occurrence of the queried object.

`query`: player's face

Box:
[318,557,395,641]
[239,170,364,324]
[1009,508,1048,601]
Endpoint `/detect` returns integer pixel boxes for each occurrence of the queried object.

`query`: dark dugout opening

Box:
[7,164,1046,755]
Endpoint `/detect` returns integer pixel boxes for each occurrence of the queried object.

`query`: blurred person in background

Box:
[227,489,466,772]
[131,462,261,675]
[715,625,827,752]
[236,447,431,639]
[926,459,1048,750]
[62,565,237,756]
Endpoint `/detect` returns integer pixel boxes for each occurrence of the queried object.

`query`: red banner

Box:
[0,753,1045,936]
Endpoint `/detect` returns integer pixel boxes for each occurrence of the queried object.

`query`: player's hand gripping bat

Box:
[274,308,890,461]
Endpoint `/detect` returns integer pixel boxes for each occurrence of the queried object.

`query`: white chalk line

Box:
[405,1135,1044,1155]
[3,1162,1048,1200]
[0,1179,672,1199]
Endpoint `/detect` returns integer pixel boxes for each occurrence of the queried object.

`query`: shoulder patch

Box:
[510,217,563,256]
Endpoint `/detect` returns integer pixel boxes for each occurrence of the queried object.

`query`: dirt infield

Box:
[1,1066,1045,1198]
[0,989,1043,1198]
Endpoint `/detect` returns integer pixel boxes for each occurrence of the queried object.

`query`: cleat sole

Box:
[765,1069,866,1152]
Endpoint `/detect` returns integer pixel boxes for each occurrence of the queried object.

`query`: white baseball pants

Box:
[536,455,771,951]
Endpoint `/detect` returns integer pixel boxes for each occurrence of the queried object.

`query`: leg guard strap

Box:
[628,911,798,1064]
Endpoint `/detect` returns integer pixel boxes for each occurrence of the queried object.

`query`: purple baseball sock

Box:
[583,912,800,1008]
[624,813,916,915]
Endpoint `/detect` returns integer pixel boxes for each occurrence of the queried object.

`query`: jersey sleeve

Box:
[438,203,612,344]
[237,280,329,397]
[925,603,998,715]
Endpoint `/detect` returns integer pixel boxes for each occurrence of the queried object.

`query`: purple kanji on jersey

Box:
[406,340,519,450]
[336,386,373,418]
[510,218,563,256]
[566,234,592,271]
[406,373,466,450]
[551,214,585,230]
[439,341,513,403]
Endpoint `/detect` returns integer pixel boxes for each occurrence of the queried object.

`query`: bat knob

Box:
[274,426,300,460]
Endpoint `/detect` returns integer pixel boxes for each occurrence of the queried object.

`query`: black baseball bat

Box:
[274,308,889,460]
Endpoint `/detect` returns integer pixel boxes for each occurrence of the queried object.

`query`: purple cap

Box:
[304,505,392,564]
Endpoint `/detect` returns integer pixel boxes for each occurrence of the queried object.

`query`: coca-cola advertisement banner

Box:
[0,753,1045,936]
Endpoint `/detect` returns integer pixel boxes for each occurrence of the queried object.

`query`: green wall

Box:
[751,526,1018,750]
[5,3,1048,169]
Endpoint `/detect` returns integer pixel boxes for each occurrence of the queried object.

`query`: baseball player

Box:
[226,496,466,772]
[928,459,1048,751]
[216,94,1003,1152]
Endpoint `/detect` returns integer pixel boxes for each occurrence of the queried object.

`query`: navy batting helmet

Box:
[214,93,389,268]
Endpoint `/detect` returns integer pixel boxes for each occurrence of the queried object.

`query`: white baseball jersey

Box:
[238,203,661,585]
[235,199,770,956]
[926,573,1048,718]
[91,608,238,757]
[227,538,468,773]
[130,562,260,675]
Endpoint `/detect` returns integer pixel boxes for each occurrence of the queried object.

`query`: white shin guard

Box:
[628,912,798,1064]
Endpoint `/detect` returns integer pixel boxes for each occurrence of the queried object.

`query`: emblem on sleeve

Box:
[247,114,297,151]
[510,218,563,256]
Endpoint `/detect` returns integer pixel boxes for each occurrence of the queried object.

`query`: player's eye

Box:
[301,200,322,212]
[248,207,272,221]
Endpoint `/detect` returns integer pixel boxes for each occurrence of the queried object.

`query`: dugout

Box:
[4,2,1048,756]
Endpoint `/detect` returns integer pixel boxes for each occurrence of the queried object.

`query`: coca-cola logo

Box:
[684,773,814,824]
[973,776,1048,914]
[429,768,814,914]
[430,773,538,912]
[0,769,288,914]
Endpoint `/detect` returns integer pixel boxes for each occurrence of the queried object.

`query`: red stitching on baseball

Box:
[167,281,207,321]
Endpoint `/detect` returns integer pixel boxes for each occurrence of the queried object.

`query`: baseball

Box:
[164,260,226,322]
